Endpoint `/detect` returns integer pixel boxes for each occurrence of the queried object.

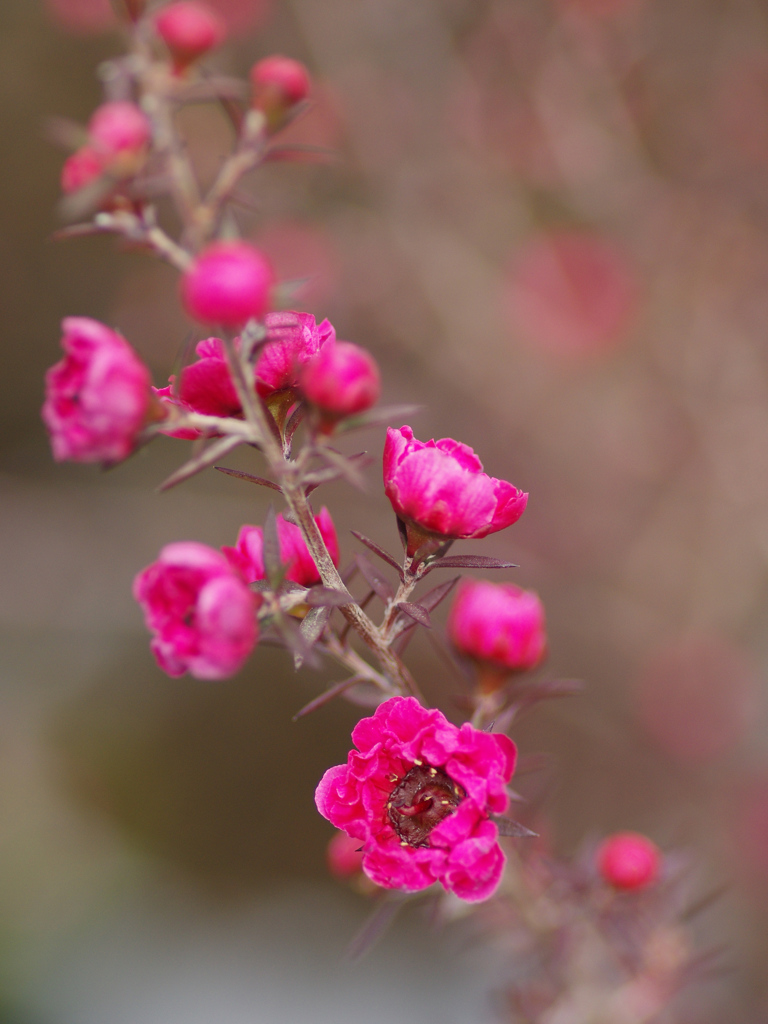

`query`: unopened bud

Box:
[250,55,310,131]
[181,240,274,326]
[300,340,380,429]
[154,1,226,73]
[597,832,661,891]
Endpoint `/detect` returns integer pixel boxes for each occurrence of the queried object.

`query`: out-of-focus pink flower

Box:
[315,696,517,901]
[383,426,528,554]
[635,635,756,766]
[222,507,339,586]
[503,230,638,357]
[256,311,335,397]
[251,55,311,106]
[154,1,226,71]
[44,0,117,34]
[60,146,105,194]
[88,102,151,158]
[207,0,271,32]
[133,542,258,680]
[732,776,768,883]
[326,831,364,879]
[597,832,661,890]
[181,241,274,327]
[552,0,644,16]
[448,580,546,675]
[42,317,151,463]
[300,341,380,423]
[251,55,311,130]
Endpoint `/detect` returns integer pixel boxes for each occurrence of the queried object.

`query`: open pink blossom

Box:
[383,426,527,552]
[222,507,339,586]
[134,542,258,680]
[315,696,517,901]
[256,311,335,397]
[42,316,151,463]
[448,580,546,674]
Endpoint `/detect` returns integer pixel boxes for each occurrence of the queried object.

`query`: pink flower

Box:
[256,311,335,397]
[326,831,364,879]
[222,507,340,586]
[383,426,528,551]
[60,146,105,194]
[300,340,380,422]
[596,832,661,891]
[154,2,226,71]
[88,102,151,157]
[448,580,546,673]
[503,230,637,358]
[315,696,517,901]
[181,241,274,327]
[153,314,337,431]
[170,337,242,418]
[42,317,151,463]
[133,541,258,680]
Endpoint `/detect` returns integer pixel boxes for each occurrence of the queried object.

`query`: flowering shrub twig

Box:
[42,2,717,1020]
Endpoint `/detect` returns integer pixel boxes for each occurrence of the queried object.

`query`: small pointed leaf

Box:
[492,816,538,839]
[417,576,460,613]
[293,673,368,720]
[295,606,331,667]
[425,555,519,572]
[336,404,423,434]
[355,553,395,602]
[262,505,284,590]
[158,435,242,492]
[397,602,431,628]
[214,465,282,491]
[350,531,404,576]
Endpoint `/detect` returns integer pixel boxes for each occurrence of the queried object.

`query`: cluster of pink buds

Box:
[61,101,151,200]
[42,6,713,1016]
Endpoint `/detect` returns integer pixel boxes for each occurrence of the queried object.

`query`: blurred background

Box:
[3,0,768,1019]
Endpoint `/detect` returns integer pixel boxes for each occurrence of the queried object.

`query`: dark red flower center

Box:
[387,763,465,847]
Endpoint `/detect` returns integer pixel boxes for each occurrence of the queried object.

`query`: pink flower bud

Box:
[326,831,364,879]
[42,317,151,463]
[88,101,151,158]
[222,507,340,587]
[252,55,313,107]
[134,542,258,680]
[181,241,274,326]
[154,1,226,71]
[250,55,311,130]
[60,146,105,194]
[300,341,380,422]
[383,425,528,554]
[597,832,661,891]
[256,311,335,397]
[448,580,546,675]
